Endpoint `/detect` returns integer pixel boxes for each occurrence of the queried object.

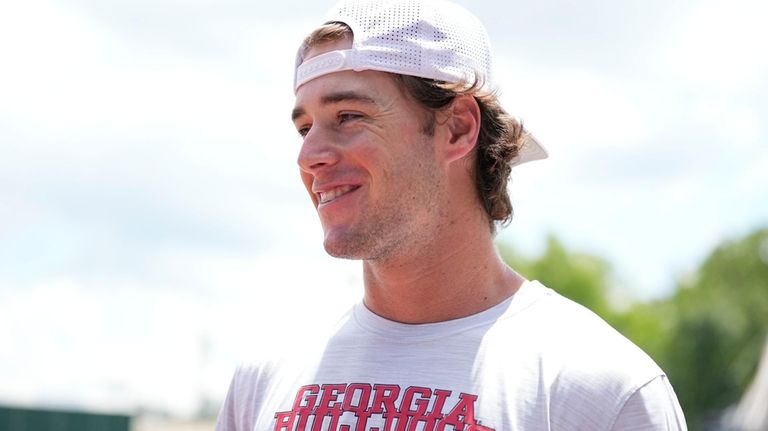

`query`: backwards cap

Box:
[294,0,548,166]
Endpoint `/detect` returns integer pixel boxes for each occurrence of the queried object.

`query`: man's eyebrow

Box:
[291,91,378,122]
[320,91,377,106]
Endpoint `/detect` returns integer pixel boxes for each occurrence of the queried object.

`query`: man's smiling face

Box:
[292,39,447,261]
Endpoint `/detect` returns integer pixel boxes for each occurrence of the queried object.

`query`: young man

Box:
[216,0,687,429]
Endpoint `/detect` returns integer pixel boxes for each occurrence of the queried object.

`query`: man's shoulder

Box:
[508,281,667,426]
[515,280,662,372]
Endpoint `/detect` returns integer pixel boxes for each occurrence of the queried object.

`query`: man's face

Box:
[292,39,446,261]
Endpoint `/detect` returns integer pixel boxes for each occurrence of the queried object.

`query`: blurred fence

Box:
[0,405,130,431]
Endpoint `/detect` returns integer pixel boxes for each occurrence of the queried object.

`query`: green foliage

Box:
[498,228,768,430]
[663,228,768,427]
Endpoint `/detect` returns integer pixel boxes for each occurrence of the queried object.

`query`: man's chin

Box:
[323,240,365,260]
[323,231,372,260]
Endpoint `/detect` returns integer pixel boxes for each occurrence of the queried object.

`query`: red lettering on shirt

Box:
[273,383,494,431]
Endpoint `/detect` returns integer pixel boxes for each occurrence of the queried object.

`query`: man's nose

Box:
[297,125,339,174]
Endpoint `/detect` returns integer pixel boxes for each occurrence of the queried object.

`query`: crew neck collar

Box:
[352,280,548,342]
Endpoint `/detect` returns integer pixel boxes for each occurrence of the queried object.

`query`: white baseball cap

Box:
[294,0,548,166]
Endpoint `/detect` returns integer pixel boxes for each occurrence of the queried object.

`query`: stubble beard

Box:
[323,141,443,263]
[322,184,436,262]
[323,207,409,261]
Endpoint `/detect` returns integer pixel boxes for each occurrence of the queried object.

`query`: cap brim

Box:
[512,133,548,167]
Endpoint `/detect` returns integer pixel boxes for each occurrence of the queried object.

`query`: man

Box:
[216,0,687,429]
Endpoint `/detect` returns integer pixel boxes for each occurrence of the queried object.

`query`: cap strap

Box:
[295,50,358,92]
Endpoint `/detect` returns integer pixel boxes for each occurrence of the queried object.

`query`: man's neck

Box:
[361,222,525,324]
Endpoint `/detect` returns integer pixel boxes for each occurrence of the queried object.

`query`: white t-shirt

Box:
[216,280,687,430]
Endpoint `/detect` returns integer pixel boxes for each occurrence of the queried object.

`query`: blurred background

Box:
[0,0,766,430]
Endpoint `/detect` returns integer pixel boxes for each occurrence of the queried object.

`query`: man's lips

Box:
[316,185,361,205]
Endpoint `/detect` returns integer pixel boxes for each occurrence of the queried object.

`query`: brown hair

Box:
[299,23,527,232]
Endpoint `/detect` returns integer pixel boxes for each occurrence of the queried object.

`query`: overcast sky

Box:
[1,0,766,417]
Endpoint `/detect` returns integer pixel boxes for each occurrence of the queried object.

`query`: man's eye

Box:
[338,112,362,123]
[297,125,311,137]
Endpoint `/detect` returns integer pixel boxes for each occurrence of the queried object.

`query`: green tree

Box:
[662,228,768,428]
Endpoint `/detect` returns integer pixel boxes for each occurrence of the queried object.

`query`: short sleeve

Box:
[215,371,241,431]
[610,375,688,430]
[215,367,261,431]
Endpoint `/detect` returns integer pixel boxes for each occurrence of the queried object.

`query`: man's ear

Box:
[440,94,481,163]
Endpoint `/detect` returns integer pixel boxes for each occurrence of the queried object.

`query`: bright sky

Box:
[1,0,766,418]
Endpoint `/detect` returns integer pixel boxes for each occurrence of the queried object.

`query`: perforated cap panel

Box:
[295,0,492,91]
